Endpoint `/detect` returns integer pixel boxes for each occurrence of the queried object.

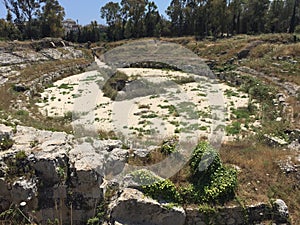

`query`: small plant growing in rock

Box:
[0,136,14,150]
[160,136,178,155]
[5,150,32,181]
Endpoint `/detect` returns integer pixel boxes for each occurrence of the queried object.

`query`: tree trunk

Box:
[289,0,298,33]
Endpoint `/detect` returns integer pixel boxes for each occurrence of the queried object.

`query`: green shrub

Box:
[187,142,238,203]
[0,136,14,150]
[87,217,100,225]
[130,170,182,203]
[5,150,31,181]
[190,142,221,180]
[142,179,182,203]
[226,121,241,135]
[232,107,251,119]
[130,169,162,185]
[160,136,178,155]
[131,143,237,205]
[202,167,237,202]
[15,150,26,161]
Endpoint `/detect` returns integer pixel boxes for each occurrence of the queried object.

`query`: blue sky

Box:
[0,0,171,25]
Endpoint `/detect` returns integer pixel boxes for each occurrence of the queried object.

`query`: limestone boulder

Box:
[272,199,289,222]
[110,188,186,225]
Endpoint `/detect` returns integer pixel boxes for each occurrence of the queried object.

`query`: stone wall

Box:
[0,124,291,224]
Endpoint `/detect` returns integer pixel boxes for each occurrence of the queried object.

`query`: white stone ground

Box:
[37,59,258,144]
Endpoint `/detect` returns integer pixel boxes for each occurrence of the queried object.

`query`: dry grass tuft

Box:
[220,141,300,224]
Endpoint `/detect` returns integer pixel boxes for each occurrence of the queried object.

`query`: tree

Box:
[182,0,197,36]
[266,0,285,33]
[241,0,270,34]
[289,0,300,33]
[39,0,65,37]
[3,0,41,38]
[0,18,21,40]
[121,0,147,38]
[207,0,228,37]
[166,0,185,36]
[144,1,161,37]
[101,2,122,40]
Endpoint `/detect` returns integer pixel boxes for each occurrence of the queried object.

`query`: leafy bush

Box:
[131,142,237,204]
[187,142,238,203]
[131,170,182,203]
[190,142,221,180]
[142,179,182,203]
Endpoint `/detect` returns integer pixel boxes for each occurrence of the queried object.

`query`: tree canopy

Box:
[1,0,300,42]
[101,0,300,41]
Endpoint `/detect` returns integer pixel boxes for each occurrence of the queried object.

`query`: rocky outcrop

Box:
[0,39,91,91]
[0,124,292,224]
[0,46,83,67]
[109,188,186,225]
[185,200,289,225]
[26,62,90,97]
[0,124,129,224]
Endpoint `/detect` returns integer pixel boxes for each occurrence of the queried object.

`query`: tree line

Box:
[1,0,300,42]
[1,0,65,40]
[101,0,300,41]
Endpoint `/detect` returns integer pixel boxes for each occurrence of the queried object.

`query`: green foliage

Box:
[198,203,218,214]
[63,111,73,121]
[0,19,21,40]
[87,217,100,225]
[130,169,181,203]
[142,179,182,203]
[102,71,128,100]
[232,107,251,119]
[86,201,107,225]
[202,167,237,202]
[158,104,179,117]
[187,142,238,204]
[2,0,65,39]
[160,136,178,155]
[130,143,237,205]
[0,206,31,224]
[5,150,33,181]
[226,121,241,135]
[15,150,26,161]
[224,89,239,98]
[130,169,162,185]
[190,142,221,179]
[40,0,65,38]
[16,110,29,116]
[0,136,14,151]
